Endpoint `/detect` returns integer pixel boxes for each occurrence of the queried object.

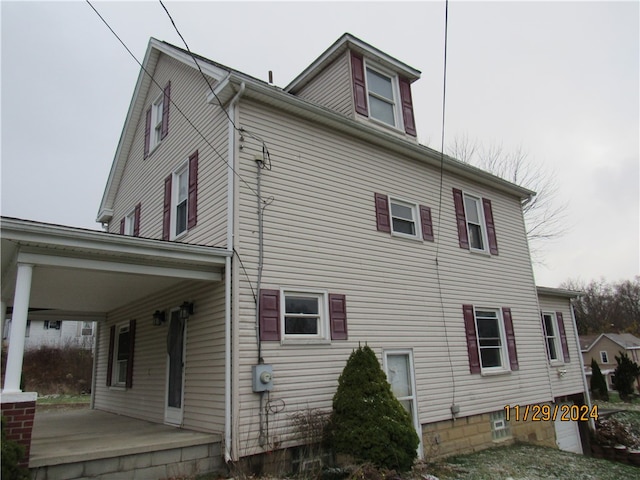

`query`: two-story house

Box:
[581,332,640,392]
[1,34,589,477]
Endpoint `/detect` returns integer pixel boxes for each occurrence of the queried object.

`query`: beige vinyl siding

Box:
[232,98,553,456]
[293,51,353,117]
[537,294,586,398]
[584,336,632,370]
[94,280,226,434]
[108,54,229,248]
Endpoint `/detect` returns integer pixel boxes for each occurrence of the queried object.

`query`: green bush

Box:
[1,417,30,480]
[325,345,419,471]
[612,351,640,400]
[590,359,609,401]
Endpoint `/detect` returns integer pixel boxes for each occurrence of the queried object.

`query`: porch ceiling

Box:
[1,217,230,314]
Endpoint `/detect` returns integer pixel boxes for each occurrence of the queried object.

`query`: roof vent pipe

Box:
[268,70,273,84]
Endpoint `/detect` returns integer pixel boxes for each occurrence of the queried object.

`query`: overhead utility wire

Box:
[433,0,458,413]
[85,0,263,201]
[158,0,271,166]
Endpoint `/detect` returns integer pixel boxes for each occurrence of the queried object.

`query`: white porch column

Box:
[3,263,34,393]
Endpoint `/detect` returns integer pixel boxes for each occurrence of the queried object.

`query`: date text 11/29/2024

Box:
[504,404,598,422]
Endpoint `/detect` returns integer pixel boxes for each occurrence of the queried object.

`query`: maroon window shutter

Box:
[453,188,469,249]
[133,203,141,237]
[419,205,434,241]
[259,289,280,341]
[502,307,519,371]
[329,294,348,340]
[144,107,151,159]
[188,150,198,229]
[482,198,499,255]
[126,319,136,388]
[399,77,417,136]
[351,52,368,116]
[463,304,481,374]
[374,193,391,233]
[106,325,115,387]
[163,175,172,240]
[161,81,171,139]
[119,218,125,235]
[556,312,570,362]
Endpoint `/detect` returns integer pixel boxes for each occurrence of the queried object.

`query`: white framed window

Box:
[542,312,561,362]
[600,351,609,364]
[150,94,164,151]
[81,321,93,336]
[475,308,508,372]
[123,209,136,236]
[383,350,422,458]
[490,410,511,440]
[389,198,419,238]
[114,324,131,386]
[365,62,401,129]
[463,193,488,252]
[281,290,329,342]
[172,163,189,239]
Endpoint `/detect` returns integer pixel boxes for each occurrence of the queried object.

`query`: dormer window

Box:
[350,52,417,137]
[366,66,397,127]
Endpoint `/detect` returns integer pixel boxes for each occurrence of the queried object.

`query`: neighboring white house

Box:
[3,316,95,351]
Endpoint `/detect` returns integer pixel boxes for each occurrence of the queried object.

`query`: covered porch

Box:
[30,408,221,479]
[0,217,231,476]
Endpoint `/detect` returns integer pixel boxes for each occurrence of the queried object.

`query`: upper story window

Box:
[390,198,419,238]
[144,82,171,158]
[163,151,198,241]
[542,312,560,362]
[600,351,609,363]
[350,52,417,137]
[463,194,486,251]
[453,188,499,255]
[174,164,189,237]
[151,94,164,149]
[374,193,434,242]
[366,66,397,127]
[119,203,141,237]
[463,304,519,374]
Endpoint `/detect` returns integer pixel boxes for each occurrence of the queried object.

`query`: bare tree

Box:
[561,277,640,335]
[448,135,567,259]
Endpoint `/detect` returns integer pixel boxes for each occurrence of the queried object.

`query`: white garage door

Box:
[554,402,583,454]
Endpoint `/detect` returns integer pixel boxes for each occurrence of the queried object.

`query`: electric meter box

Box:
[252,364,274,392]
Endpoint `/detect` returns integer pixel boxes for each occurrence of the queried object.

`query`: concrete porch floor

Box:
[30,408,221,469]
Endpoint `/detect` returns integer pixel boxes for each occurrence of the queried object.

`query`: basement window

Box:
[490,410,511,440]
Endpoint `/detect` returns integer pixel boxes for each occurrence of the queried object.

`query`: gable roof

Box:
[285,32,421,94]
[580,333,640,352]
[97,35,534,224]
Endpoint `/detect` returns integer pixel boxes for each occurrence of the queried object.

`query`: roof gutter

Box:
[223,73,534,201]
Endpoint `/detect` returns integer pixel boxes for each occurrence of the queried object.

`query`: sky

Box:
[1,0,638,288]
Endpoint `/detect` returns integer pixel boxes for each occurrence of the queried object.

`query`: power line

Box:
[85,0,264,201]
[433,0,457,413]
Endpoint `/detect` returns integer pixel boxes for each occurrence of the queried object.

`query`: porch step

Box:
[30,442,223,480]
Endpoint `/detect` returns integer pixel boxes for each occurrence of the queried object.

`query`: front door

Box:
[165,309,186,425]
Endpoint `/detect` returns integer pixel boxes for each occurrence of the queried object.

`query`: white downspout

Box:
[225,82,245,463]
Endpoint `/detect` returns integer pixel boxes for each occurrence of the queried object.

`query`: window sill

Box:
[280,338,332,346]
[109,385,127,391]
[469,248,492,257]
[170,230,188,242]
[480,369,511,377]
[391,232,423,242]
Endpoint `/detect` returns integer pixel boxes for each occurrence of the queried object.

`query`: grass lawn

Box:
[424,443,639,480]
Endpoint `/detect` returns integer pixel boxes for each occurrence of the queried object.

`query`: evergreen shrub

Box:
[325,345,419,471]
[591,358,609,401]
